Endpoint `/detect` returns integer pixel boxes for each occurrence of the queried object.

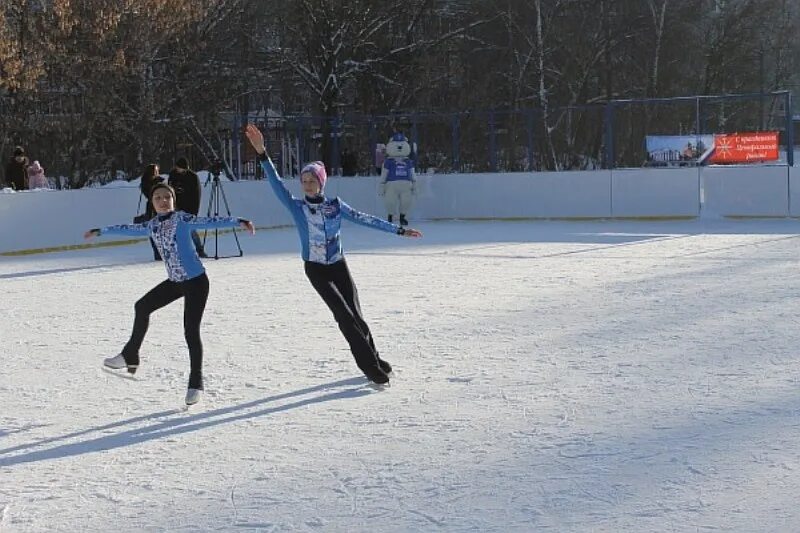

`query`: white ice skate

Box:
[185,388,202,406]
[103,354,138,374]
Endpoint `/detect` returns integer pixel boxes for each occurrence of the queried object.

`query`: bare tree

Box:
[2,0,798,180]
[252,0,491,169]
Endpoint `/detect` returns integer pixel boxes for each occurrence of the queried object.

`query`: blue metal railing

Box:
[235,90,793,177]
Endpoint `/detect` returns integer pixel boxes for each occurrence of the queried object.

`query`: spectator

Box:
[168,157,206,257]
[27,161,49,189]
[4,146,29,190]
[139,163,163,261]
[682,142,695,160]
[341,147,358,176]
[374,143,386,175]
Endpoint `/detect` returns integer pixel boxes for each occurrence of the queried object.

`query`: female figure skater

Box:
[85,183,255,405]
[244,124,422,385]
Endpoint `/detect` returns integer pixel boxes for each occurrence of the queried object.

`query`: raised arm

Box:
[244,123,295,209]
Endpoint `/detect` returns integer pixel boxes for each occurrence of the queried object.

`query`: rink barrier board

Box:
[0,224,293,257]
[0,167,796,255]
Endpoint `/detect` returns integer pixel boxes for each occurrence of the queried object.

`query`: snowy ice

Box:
[1,219,799,531]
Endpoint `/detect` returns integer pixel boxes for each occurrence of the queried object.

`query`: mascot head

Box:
[385,132,412,159]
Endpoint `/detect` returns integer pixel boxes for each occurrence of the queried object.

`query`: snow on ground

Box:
[1,219,799,532]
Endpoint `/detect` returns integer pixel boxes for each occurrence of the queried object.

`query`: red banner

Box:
[709,132,779,164]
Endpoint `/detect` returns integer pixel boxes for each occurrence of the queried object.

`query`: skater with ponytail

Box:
[244,124,422,385]
[85,183,255,405]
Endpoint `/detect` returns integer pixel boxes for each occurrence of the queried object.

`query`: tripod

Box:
[203,170,243,259]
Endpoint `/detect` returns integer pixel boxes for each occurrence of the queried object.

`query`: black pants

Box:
[304,260,384,375]
[121,273,210,389]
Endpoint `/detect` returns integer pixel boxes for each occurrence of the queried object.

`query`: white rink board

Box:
[701,165,789,217]
[611,168,699,217]
[1,165,797,254]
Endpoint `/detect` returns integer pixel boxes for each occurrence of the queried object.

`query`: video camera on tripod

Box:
[199,155,243,259]
[205,158,225,185]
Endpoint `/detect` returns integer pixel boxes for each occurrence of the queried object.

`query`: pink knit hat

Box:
[301,161,327,189]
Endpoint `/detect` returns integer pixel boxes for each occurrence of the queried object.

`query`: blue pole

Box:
[297,118,305,177]
[411,114,419,170]
[786,92,794,167]
[369,119,377,174]
[604,102,615,169]
[526,109,535,171]
[331,117,341,175]
[232,113,240,179]
[488,111,497,172]
[452,115,460,172]
[698,98,706,136]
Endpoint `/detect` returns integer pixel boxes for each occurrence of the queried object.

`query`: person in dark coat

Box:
[168,157,206,257]
[139,163,163,260]
[4,146,29,190]
[341,147,358,176]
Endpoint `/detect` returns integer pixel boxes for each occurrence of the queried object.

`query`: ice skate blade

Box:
[103,362,138,374]
[103,354,138,374]
[185,389,202,406]
[101,366,138,380]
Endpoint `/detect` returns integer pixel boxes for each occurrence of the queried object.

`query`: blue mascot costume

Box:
[379,133,416,226]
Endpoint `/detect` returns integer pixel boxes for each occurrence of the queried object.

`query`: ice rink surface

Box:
[1,219,799,532]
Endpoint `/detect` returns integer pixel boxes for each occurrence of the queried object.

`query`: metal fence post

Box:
[231,113,241,179]
[369,119,377,172]
[695,96,701,136]
[331,117,341,175]
[786,92,794,167]
[452,115,460,173]
[698,97,706,135]
[411,114,419,170]
[488,111,497,172]
[297,118,305,177]
[281,118,290,176]
[526,109,535,171]
[603,101,615,169]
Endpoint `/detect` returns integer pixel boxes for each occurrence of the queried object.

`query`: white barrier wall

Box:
[0,182,296,254]
[612,168,699,217]
[701,165,789,217]
[0,166,796,254]
[414,172,612,219]
[0,187,141,252]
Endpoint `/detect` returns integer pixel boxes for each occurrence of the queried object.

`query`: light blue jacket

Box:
[383,158,415,182]
[260,158,402,264]
[98,211,243,281]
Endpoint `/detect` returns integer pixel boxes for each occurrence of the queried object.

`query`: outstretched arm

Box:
[339,200,422,238]
[179,213,256,234]
[84,222,150,239]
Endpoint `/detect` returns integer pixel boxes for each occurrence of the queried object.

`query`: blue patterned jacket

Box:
[260,157,402,264]
[98,211,244,281]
